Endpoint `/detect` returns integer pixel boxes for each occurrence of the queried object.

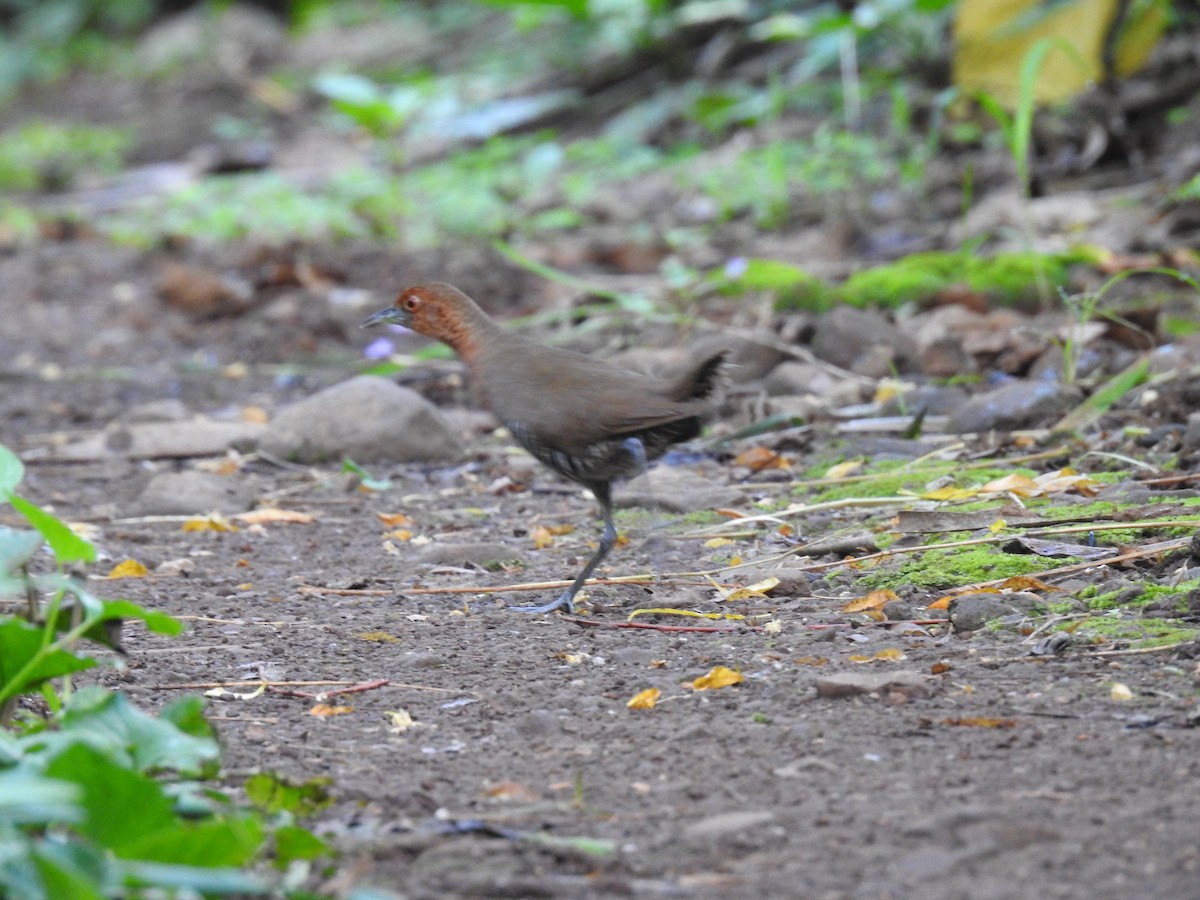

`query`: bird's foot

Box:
[509,590,576,615]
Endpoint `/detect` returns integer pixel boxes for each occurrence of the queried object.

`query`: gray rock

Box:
[763,361,832,397]
[1183,412,1200,452]
[815,670,930,699]
[811,306,917,372]
[132,470,256,516]
[416,542,525,568]
[618,466,742,513]
[880,384,969,417]
[948,591,1042,633]
[946,379,1077,433]
[260,376,461,463]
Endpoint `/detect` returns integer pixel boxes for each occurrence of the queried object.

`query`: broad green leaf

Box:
[43,743,176,851]
[158,695,215,740]
[273,824,329,866]
[8,495,95,564]
[0,769,81,825]
[0,617,95,698]
[244,772,334,817]
[54,689,219,775]
[118,817,264,867]
[117,860,269,895]
[0,526,41,576]
[0,444,23,495]
[31,843,110,900]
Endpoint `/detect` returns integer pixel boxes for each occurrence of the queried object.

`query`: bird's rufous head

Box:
[361,282,484,347]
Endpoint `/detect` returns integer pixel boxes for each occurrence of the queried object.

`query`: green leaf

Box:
[0,528,43,578]
[341,458,391,491]
[119,816,264,867]
[0,768,81,825]
[0,444,24,495]
[53,689,220,775]
[8,495,95,564]
[93,599,182,637]
[117,860,269,895]
[273,824,329,866]
[43,743,176,852]
[158,695,215,741]
[31,842,110,900]
[0,616,95,699]
[244,772,334,817]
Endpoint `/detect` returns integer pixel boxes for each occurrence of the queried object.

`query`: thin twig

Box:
[559,615,758,633]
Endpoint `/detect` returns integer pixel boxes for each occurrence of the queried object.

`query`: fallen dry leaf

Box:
[310,703,353,717]
[692,666,744,690]
[234,508,315,525]
[942,716,1016,728]
[182,514,238,533]
[842,588,898,613]
[107,559,149,579]
[627,688,661,710]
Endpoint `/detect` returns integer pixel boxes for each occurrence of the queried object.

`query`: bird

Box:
[363,282,725,614]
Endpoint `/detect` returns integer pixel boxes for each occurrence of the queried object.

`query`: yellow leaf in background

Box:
[310,704,353,717]
[873,378,905,404]
[546,523,576,536]
[692,666,744,690]
[107,559,149,579]
[716,508,745,519]
[842,589,897,613]
[704,537,733,549]
[628,608,746,622]
[874,648,906,662]
[989,518,1007,534]
[734,446,789,470]
[952,0,1167,107]
[980,473,1039,497]
[923,486,977,501]
[182,514,238,533]
[1110,683,1133,701]
[385,709,415,732]
[794,656,829,667]
[234,508,315,525]
[943,716,1016,728]
[928,596,952,610]
[730,556,743,566]
[376,512,415,528]
[356,631,400,643]
[996,575,1061,593]
[825,459,863,480]
[530,525,554,549]
[240,405,269,424]
[627,688,661,710]
[723,576,781,602]
[385,528,412,541]
[485,781,539,802]
[1036,470,1100,496]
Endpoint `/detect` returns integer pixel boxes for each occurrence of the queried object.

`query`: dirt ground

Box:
[4,35,1200,900]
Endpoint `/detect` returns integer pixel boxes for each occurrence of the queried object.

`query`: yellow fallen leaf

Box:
[385,528,412,541]
[627,688,661,710]
[182,514,238,533]
[107,559,149,579]
[825,459,864,480]
[942,716,1016,728]
[842,589,897,613]
[1110,683,1133,702]
[794,656,829,667]
[530,525,554,549]
[723,576,780,602]
[240,404,269,424]
[385,709,415,732]
[692,666,744,690]
[704,537,733,549]
[310,703,353,717]
[989,518,1007,534]
[874,648,906,662]
[376,512,415,527]
[485,781,539,801]
[234,508,314,525]
[628,608,746,622]
[734,446,788,470]
[922,485,978,501]
[980,473,1040,497]
[356,631,400,643]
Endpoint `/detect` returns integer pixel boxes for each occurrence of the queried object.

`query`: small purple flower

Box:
[724,256,748,279]
[364,337,395,360]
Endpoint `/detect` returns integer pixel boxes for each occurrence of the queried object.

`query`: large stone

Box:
[259,376,461,463]
[132,470,256,516]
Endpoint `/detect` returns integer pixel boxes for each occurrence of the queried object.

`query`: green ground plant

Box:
[0,444,378,899]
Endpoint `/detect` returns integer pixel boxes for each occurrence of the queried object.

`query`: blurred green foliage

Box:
[0,121,132,191]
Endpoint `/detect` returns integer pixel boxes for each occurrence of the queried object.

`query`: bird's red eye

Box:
[403,295,420,312]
